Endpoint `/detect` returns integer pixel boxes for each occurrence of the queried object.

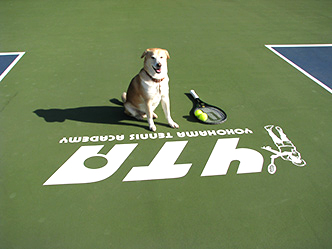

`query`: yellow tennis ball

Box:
[194,109,203,116]
[198,113,208,122]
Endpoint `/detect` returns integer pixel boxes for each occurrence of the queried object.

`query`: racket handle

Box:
[190,90,199,99]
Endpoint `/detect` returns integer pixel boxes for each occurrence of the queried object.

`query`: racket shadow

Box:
[183,93,199,123]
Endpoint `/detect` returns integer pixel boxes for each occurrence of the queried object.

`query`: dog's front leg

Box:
[145,100,157,132]
[161,96,179,129]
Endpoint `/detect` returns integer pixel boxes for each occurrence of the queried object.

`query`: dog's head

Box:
[141,48,170,79]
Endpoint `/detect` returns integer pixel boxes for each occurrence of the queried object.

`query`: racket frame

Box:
[190,90,227,124]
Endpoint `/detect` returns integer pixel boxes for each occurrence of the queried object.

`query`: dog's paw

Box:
[169,121,179,129]
[149,124,157,132]
[144,113,158,119]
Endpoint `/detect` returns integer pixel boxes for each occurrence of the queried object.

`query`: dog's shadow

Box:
[34,98,169,130]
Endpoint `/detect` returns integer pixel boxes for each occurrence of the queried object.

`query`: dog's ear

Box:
[141,49,150,59]
[164,50,170,59]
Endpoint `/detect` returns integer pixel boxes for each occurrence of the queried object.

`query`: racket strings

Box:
[198,106,227,124]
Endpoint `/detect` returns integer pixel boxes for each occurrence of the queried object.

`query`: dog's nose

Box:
[156,63,161,68]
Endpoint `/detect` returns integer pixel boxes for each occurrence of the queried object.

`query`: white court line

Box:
[0,52,25,82]
[265,44,332,94]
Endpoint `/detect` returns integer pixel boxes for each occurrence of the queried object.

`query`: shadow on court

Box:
[183,93,198,123]
[34,98,171,130]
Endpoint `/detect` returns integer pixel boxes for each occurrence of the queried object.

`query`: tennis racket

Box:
[190,90,227,124]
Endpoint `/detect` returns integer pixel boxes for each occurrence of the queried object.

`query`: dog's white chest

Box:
[141,79,169,109]
[143,78,168,94]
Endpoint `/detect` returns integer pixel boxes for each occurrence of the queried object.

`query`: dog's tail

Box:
[121,92,127,104]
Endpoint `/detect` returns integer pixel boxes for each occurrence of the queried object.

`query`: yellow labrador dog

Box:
[122,48,179,132]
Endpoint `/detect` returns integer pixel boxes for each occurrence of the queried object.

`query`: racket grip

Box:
[190,90,199,99]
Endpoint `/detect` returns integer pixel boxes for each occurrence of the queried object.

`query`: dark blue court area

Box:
[0,53,24,82]
[269,45,332,93]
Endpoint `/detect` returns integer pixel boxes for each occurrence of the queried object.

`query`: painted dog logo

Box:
[262,125,306,174]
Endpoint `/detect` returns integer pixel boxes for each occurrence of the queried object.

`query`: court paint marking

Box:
[261,125,306,175]
[265,44,332,94]
[43,126,307,185]
[0,52,25,82]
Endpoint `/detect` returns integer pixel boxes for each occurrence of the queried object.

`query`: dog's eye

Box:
[160,56,163,59]
[151,56,156,60]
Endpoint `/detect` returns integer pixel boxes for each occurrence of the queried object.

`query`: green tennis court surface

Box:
[1,0,331,248]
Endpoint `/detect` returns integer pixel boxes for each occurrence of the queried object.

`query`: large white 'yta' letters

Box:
[44,138,264,185]
[43,144,137,185]
[201,138,263,176]
[123,141,192,182]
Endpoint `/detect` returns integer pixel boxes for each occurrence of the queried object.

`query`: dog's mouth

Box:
[153,66,162,74]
